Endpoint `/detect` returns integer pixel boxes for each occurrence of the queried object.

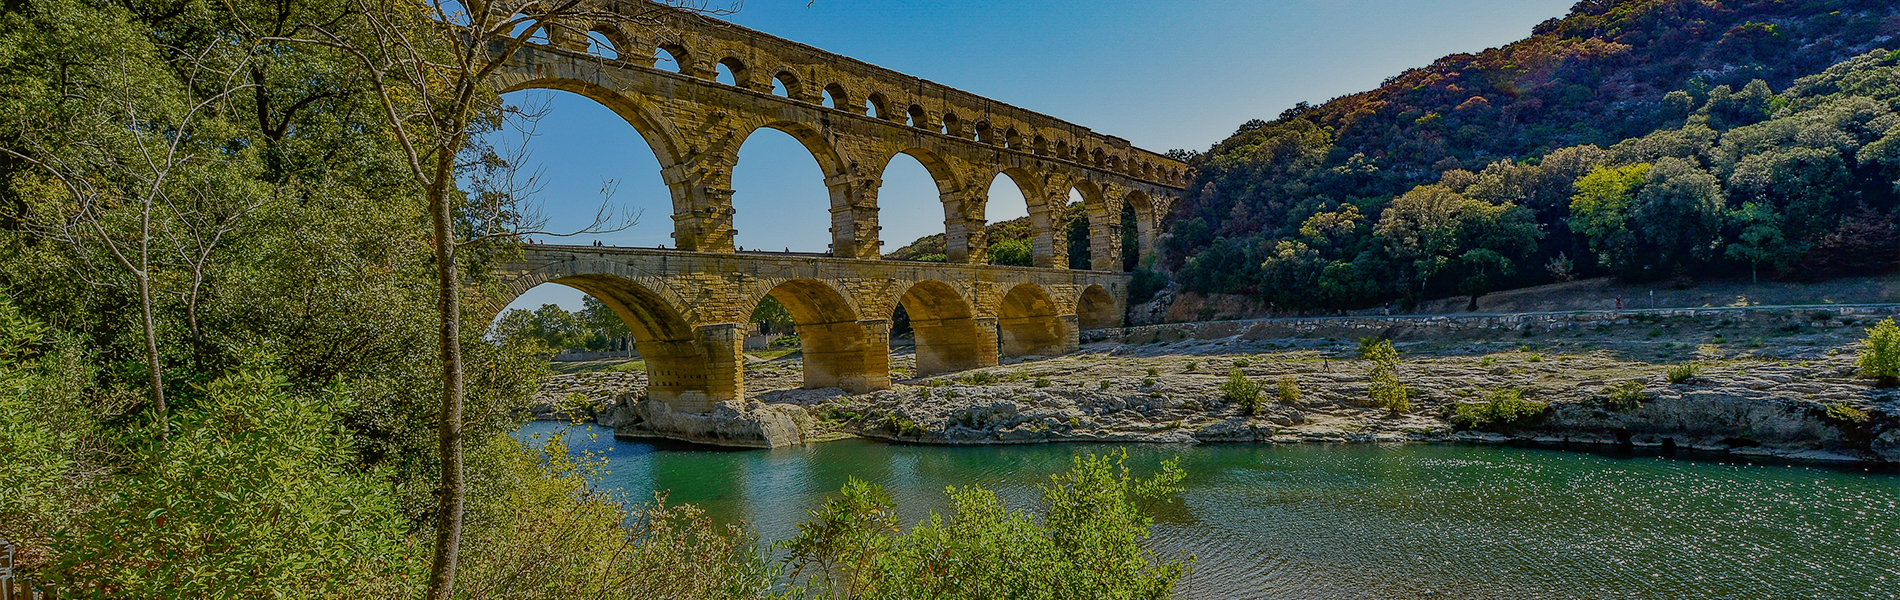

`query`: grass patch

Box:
[1667,363,1699,384]
[1603,380,1646,411]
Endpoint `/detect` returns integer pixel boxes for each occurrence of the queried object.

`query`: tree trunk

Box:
[424,148,466,600]
[138,270,167,441]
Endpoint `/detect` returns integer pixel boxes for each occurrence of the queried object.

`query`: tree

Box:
[1568,163,1650,272]
[988,238,1033,266]
[1724,202,1794,283]
[265,1,703,595]
[1632,157,1726,274]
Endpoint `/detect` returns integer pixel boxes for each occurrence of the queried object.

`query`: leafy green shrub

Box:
[1667,363,1699,384]
[1604,380,1646,411]
[769,334,802,348]
[1219,369,1262,414]
[1361,339,1408,413]
[1450,388,1550,430]
[1034,378,1052,388]
[1184,361,1198,372]
[1146,367,1159,377]
[1857,318,1900,385]
[1099,380,1112,391]
[1231,358,1251,368]
[884,414,926,437]
[1275,377,1301,404]
[1824,402,1871,424]
[1141,378,1156,387]
[1527,353,1544,362]
[1005,371,1027,382]
[782,450,1187,599]
[1711,334,1727,344]
[960,371,1002,385]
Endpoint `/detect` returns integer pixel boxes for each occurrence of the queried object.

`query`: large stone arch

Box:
[896,279,994,376]
[1122,189,1154,271]
[752,278,884,392]
[493,76,688,170]
[728,121,860,253]
[996,282,1075,357]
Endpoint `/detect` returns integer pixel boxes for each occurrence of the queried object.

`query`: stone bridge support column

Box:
[638,338,718,413]
[662,157,737,252]
[1088,203,1124,272]
[856,318,894,390]
[942,190,988,264]
[694,323,746,408]
[1029,200,1062,269]
[973,317,1001,367]
[797,319,888,394]
[828,175,882,259]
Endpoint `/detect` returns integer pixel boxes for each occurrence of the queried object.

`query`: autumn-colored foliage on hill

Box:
[1168,0,1900,311]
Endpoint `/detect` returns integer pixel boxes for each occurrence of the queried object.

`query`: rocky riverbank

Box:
[531,310,1900,463]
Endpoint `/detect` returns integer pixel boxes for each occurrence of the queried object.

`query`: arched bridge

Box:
[493,245,1128,412]
[487,1,1186,413]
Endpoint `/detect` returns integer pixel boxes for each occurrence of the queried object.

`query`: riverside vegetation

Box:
[0,0,1186,597]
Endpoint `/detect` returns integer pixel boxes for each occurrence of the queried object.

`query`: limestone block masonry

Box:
[486,246,1130,413]
[478,0,1183,432]
[487,0,1187,269]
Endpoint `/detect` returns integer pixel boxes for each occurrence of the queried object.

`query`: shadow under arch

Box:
[897,280,993,376]
[752,279,886,393]
[997,283,1073,358]
[1075,284,1119,331]
[494,273,718,411]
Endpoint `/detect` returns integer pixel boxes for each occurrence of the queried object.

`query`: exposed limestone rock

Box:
[611,397,806,449]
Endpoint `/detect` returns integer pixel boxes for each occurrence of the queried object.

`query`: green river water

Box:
[516,421,1899,599]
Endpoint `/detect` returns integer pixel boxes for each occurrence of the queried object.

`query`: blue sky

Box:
[501,0,1577,313]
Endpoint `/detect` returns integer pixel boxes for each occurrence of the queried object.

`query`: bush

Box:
[782,450,1188,599]
[1275,377,1301,404]
[960,371,1002,385]
[1857,318,1900,384]
[769,334,802,349]
[1141,378,1157,387]
[1450,388,1550,430]
[1361,339,1409,413]
[1824,402,1871,424]
[1184,361,1198,372]
[1231,358,1251,368]
[1034,378,1052,388]
[1220,369,1262,414]
[1667,363,1699,384]
[1604,380,1647,411]
[1099,380,1111,391]
[1145,367,1159,377]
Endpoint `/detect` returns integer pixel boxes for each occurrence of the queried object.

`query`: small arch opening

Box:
[585,29,619,59]
[716,57,745,86]
[975,121,993,144]
[772,72,798,98]
[1056,140,1070,159]
[823,84,846,109]
[907,105,929,129]
[941,112,960,137]
[866,93,889,119]
[1003,127,1021,149]
[1033,135,1049,156]
[654,44,688,73]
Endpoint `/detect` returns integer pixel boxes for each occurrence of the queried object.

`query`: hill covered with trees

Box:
[1164,0,1900,311]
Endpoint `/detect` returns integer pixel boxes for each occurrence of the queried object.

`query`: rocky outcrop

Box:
[608,396,808,448]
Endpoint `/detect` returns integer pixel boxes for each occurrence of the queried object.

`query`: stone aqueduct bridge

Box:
[485,1,1186,412]
[493,246,1129,412]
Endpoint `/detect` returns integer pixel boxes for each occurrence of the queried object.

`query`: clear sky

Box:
[500,0,1578,313]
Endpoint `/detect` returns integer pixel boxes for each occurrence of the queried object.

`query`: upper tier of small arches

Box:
[515,2,1188,188]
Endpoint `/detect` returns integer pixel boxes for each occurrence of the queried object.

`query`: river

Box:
[516,421,1899,599]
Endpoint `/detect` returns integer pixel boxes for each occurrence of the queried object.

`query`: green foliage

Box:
[1145,367,1159,377]
[752,295,796,335]
[1099,380,1112,391]
[1361,339,1409,413]
[1823,402,1871,424]
[1033,378,1052,388]
[1450,388,1550,430]
[1141,378,1156,388]
[1184,361,1198,372]
[987,238,1034,267]
[1667,363,1700,384]
[1219,369,1263,415]
[0,296,96,554]
[1857,318,1900,384]
[42,367,421,597]
[1231,358,1251,368]
[1275,377,1302,404]
[1165,2,1900,310]
[782,451,1188,600]
[1604,380,1647,411]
